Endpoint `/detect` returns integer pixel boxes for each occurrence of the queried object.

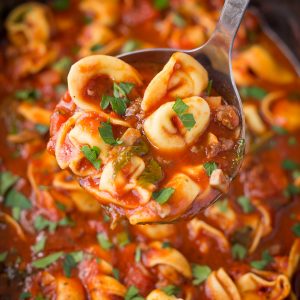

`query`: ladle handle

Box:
[211,0,250,51]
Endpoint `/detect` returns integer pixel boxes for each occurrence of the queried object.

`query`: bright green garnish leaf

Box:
[55,201,66,211]
[90,43,103,52]
[282,159,299,170]
[206,79,213,96]
[292,223,300,237]
[99,121,122,146]
[172,98,196,130]
[237,196,254,213]
[239,86,267,100]
[101,95,113,109]
[35,295,46,300]
[58,216,75,227]
[112,268,120,280]
[52,0,69,10]
[0,251,8,262]
[32,251,63,269]
[35,124,49,134]
[34,216,57,233]
[272,125,288,135]
[63,251,83,278]
[110,97,127,115]
[20,292,32,299]
[32,236,47,254]
[131,139,149,156]
[97,233,113,250]
[250,250,273,270]
[135,246,142,263]
[284,184,300,197]
[231,243,247,260]
[15,89,40,102]
[0,171,19,196]
[116,232,130,247]
[125,286,144,300]
[203,161,217,176]
[5,189,32,210]
[153,187,175,204]
[161,285,180,296]
[192,264,212,285]
[12,206,21,220]
[52,56,72,72]
[162,241,171,248]
[153,0,169,10]
[173,13,186,27]
[81,145,102,169]
[138,159,163,186]
[216,198,228,212]
[122,39,140,53]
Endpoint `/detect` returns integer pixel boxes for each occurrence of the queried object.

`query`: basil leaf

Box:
[97,233,113,250]
[32,236,47,254]
[122,40,140,53]
[63,254,76,278]
[81,145,101,169]
[34,216,57,233]
[292,223,300,237]
[239,86,267,100]
[203,162,217,176]
[98,122,122,146]
[192,264,212,285]
[153,0,169,10]
[250,250,273,270]
[110,97,127,115]
[32,251,63,269]
[161,285,180,296]
[231,243,247,260]
[125,286,144,300]
[172,98,188,115]
[172,98,195,130]
[237,196,254,213]
[138,159,163,186]
[206,80,213,96]
[0,171,19,196]
[153,187,175,204]
[101,95,113,109]
[5,189,32,210]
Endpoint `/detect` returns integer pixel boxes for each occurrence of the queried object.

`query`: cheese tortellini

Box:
[50,52,241,223]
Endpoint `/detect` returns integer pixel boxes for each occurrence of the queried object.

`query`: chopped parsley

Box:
[231,243,247,260]
[90,43,103,52]
[97,233,113,250]
[98,121,122,146]
[32,251,64,269]
[4,189,32,220]
[32,236,47,254]
[0,251,8,262]
[292,223,300,237]
[203,161,217,176]
[135,246,142,262]
[162,241,171,248]
[81,145,102,169]
[216,198,228,212]
[112,268,120,280]
[206,80,213,96]
[284,184,300,197]
[192,264,212,285]
[173,13,186,27]
[0,171,19,196]
[172,98,196,130]
[153,187,175,204]
[20,292,31,299]
[161,285,180,296]
[272,125,288,135]
[138,159,163,186]
[35,124,49,135]
[125,286,144,300]
[15,89,40,102]
[121,40,140,53]
[239,86,267,100]
[237,196,254,213]
[250,250,273,270]
[63,251,84,277]
[282,159,299,171]
[34,216,57,233]
[52,56,72,72]
[52,0,70,10]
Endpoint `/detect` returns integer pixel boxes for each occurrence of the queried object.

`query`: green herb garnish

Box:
[98,121,122,145]
[15,89,40,102]
[63,251,83,277]
[35,124,49,134]
[284,184,300,197]
[237,196,254,213]
[122,40,140,53]
[231,243,247,260]
[172,98,196,130]
[173,13,186,27]
[0,171,19,196]
[97,233,113,250]
[161,285,180,296]
[250,250,273,270]
[216,198,228,212]
[125,286,144,300]
[138,159,163,186]
[272,125,288,135]
[203,162,217,176]
[52,0,70,10]
[288,136,297,146]
[90,43,103,52]
[112,268,120,280]
[52,56,72,72]
[135,246,142,263]
[239,86,267,100]
[32,251,63,269]
[81,145,102,169]
[192,264,212,285]
[282,159,299,171]
[0,251,8,262]
[206,80,213,96]
[153,187,175,204]
[20,292,32,299]
[292,223,300,237]
[32,236,47,254]
[116,232,131,247]
[34,216,57,233]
